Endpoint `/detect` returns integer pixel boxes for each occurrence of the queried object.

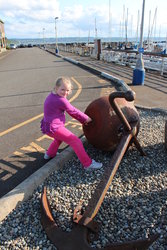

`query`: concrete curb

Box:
[135,104,167,113]
[0,137,87,222]
[64,56,79,65]
[100,72,130,92]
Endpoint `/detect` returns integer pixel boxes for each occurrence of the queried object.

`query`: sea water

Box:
[8,36,167,46]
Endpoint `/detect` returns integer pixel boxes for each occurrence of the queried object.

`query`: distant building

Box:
[0,19,6,52]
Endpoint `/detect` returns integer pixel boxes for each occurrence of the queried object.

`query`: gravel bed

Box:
[0,109,167,250]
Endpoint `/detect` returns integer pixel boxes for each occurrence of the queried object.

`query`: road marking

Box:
[98,79,107,83]
[2,173,12,181]
[20,142,45,152]
[66,121,82,129]
[0,114,44,137]
[13,151,23,156]
[70,77,82,101]
[0,163,17,174]
[0,77,82,137]
[36,134,53,142]
[100,86,113,97]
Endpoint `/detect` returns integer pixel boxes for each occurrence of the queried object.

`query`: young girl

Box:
[40,77,102,171]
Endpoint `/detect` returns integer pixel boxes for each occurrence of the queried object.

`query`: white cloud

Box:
[62,5,84,21]
[0,0,59,10]
[1,0,167,38]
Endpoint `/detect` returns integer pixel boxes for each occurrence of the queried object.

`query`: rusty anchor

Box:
[40,91,159,250]
[41,187,159,250]
[83,90,140,152]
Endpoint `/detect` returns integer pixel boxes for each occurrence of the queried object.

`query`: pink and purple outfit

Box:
[41,92,92,168]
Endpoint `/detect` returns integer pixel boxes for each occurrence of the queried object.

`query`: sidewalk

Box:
[0,48,166,222]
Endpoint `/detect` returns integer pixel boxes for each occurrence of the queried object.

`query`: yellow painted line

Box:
[2,173,12,181]
[13,151,23,156]
[100,87,113,97]
[0,164,17,174]
[30,142,45,152]
[98,79,107,83]
[65,120,81,128]
[21,142,45,152]
[70,77,82,101]
[0,77,82,138]
[36,134,53,142]
[0,113,43,137]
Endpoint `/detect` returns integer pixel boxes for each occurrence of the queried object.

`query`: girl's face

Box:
[55,82,71,98]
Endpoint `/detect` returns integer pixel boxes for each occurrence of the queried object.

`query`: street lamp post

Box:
[132,0,145,85]
[55,17,59,54]
[43,28,45,49]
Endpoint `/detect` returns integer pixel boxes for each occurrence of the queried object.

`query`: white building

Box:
[0,19,6,53]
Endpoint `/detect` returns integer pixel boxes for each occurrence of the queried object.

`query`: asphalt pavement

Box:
[0,48,115,199]
[0,48,166,222]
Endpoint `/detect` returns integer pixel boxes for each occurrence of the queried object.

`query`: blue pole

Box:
[132,0,145,85]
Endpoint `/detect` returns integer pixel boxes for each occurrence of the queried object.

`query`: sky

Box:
[0,0,167,39]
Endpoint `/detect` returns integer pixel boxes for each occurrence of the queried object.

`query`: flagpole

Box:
[132,0,145,85]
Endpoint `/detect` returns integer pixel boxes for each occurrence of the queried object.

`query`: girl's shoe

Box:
[85,160,102,171]
[44,152,59,160]
[44,152,51,160]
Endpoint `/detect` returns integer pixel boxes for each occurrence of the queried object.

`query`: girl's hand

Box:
[84,117,92,125]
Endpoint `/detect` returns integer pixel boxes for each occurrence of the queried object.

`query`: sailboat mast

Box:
[136,10,140,44]
[125,8,128,44]
[95,17,97,38]
[150,7,157,41]
[109,0,111,43]
[122,5,125,42]
[88,29,90,44]
[147,10,151,50]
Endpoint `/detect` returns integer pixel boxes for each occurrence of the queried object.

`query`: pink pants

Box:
[46,126,92,168]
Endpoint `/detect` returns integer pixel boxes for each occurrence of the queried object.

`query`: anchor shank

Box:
[77,132,133,226]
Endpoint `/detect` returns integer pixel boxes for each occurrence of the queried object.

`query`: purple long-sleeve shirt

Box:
[41,92,89,134]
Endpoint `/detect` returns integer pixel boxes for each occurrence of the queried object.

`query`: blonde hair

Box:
[55,77,72,89]
[53,77,73,95]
